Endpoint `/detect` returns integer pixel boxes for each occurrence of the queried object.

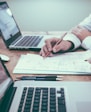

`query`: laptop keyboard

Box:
[15,36,43,47]
[18,87,66,112]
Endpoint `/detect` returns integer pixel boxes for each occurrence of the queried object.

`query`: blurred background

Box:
[1,0,91,31]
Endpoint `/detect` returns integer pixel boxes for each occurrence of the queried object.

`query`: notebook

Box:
[0,59,91,112]
[0,2,60,50]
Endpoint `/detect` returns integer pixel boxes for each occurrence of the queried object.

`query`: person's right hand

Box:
[39,37,73,57]
[39,37,60,57]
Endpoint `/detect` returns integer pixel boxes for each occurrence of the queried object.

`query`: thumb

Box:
[53,44,63,53]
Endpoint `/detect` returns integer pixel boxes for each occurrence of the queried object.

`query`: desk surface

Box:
[0,31,91,81]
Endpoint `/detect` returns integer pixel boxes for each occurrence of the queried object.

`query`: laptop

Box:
[0,2,60,50]
[0,58,91,112]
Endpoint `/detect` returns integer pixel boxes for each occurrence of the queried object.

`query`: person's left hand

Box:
[71,26,91,41]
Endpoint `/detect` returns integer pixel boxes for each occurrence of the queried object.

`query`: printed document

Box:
[13,50,91,74]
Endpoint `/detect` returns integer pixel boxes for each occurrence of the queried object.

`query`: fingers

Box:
[39,38,59,57]
[39,45,53,57]
[53,40,72,53]
[45,39,53,52]
[45,38,59,51]
[39,36,72,57]
[40,40,72,57]
[39,45,48,57]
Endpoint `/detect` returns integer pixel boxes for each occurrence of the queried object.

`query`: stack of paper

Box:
[13,50,91,75]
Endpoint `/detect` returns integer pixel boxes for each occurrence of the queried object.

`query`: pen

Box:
[53,32,67,47]
[16,76,63,81]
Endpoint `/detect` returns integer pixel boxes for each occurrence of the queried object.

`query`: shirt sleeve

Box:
[63,33,81,50]
[63,14,91,50]
[79,14,91,31]
[79,14,91,49]
[81,36,91,50]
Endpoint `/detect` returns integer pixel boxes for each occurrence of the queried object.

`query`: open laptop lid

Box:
[0,2,22,47]
[0,58,13,109]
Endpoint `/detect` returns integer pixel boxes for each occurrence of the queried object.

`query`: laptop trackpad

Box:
[77,102,91,112]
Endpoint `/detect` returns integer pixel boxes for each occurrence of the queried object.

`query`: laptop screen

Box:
[0,2,19,41]
[0,59,12,104]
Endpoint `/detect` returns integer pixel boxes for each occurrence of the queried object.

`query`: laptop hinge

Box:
[0,83,17,112]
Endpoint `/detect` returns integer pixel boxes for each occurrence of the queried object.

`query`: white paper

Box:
[13,50,91,74]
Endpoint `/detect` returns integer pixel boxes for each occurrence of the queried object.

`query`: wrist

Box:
[63,33,81,50]
[68,41,74,51]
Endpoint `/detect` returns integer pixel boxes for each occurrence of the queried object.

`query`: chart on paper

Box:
[13,50,91,74]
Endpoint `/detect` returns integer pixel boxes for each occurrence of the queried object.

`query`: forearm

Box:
[62,14,91,50]
[79,14,91,31]
[72,26,91,41]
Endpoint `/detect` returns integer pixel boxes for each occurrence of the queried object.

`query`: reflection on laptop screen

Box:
[0,3,19,40]
[0,60,11,101]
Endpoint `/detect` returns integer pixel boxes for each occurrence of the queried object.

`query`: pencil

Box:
[45,32,67,57]
[55,32,67,45]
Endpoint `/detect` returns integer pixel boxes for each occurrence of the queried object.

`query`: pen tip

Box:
[57,76,64,78]
[56,78,63,81]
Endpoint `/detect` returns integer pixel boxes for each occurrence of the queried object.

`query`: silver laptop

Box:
[0,58,91,112]
[0,2,60,50]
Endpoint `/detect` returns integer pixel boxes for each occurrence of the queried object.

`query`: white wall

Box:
[1,0,91,31]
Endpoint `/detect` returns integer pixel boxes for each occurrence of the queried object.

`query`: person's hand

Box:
[71,26,91,41]
[39,37,60,57]
[52,40,73,53]
[39,38,73,57]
